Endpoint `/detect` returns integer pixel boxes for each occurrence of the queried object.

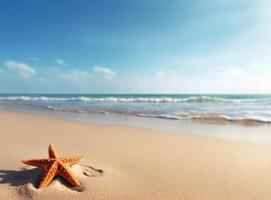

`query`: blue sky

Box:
[0,0,270,93]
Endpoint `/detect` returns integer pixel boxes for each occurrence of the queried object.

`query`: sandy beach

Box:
[1,111,271,200]
[2,0,271,199]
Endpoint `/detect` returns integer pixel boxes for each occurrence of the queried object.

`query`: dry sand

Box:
[1,111,271,200]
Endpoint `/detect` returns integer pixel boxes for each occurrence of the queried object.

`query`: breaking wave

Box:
[2,94,271,126]
[0,96,270,104]
[136,113,271,124]
[42,105,271,125]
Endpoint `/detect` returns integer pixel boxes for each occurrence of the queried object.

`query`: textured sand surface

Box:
[1,111,271,200]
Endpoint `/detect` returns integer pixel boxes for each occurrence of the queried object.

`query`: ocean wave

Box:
[45,105,110,115]
[136,113,271,124]
[35,104,271,125]
[191,116,271,125]
[0,96,270,103]
[43,105,271,125]
[136,113,184,120]
[45,106,86,113]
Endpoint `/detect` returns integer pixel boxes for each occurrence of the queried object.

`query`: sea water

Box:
[1,94,271,143]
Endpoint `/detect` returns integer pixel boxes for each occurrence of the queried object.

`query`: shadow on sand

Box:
[0,165,103,193]
[0,167,42,187]
[0,165,103,197]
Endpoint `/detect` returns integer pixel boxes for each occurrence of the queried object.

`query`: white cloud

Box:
[5,60,36,79]
[200,66,271,93]
[2,58,271,93]
[133,69,186,93]
[129,65,271,94]
[56,59,66,65]
[93,66,116,80]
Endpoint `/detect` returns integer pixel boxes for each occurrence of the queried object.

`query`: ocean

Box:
[1,94,271,143]
[1,94,271,123]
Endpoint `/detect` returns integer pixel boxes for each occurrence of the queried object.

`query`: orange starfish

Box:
[22,144,84,189]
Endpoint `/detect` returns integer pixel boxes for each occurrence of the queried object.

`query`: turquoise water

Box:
[1,94,271,124]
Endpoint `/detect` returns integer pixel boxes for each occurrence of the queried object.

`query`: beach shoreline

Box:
[1,111,271,199]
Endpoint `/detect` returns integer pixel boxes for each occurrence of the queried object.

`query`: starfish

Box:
[22,144,84,189]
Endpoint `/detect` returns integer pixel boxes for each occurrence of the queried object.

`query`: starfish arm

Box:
[22,159,51,168]
[48,144,58,159]
[59,155,84,166]
[38,161,58,188]
[58,162,81,187]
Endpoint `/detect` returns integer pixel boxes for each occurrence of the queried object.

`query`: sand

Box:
[1,111,271,200]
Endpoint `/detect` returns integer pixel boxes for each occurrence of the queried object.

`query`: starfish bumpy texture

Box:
[22,144,84,189]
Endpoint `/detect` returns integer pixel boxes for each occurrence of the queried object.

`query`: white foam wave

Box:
[136,113,271,123]
[0,96,270,103]
[45,105,86,113]
[136,113,184,120]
